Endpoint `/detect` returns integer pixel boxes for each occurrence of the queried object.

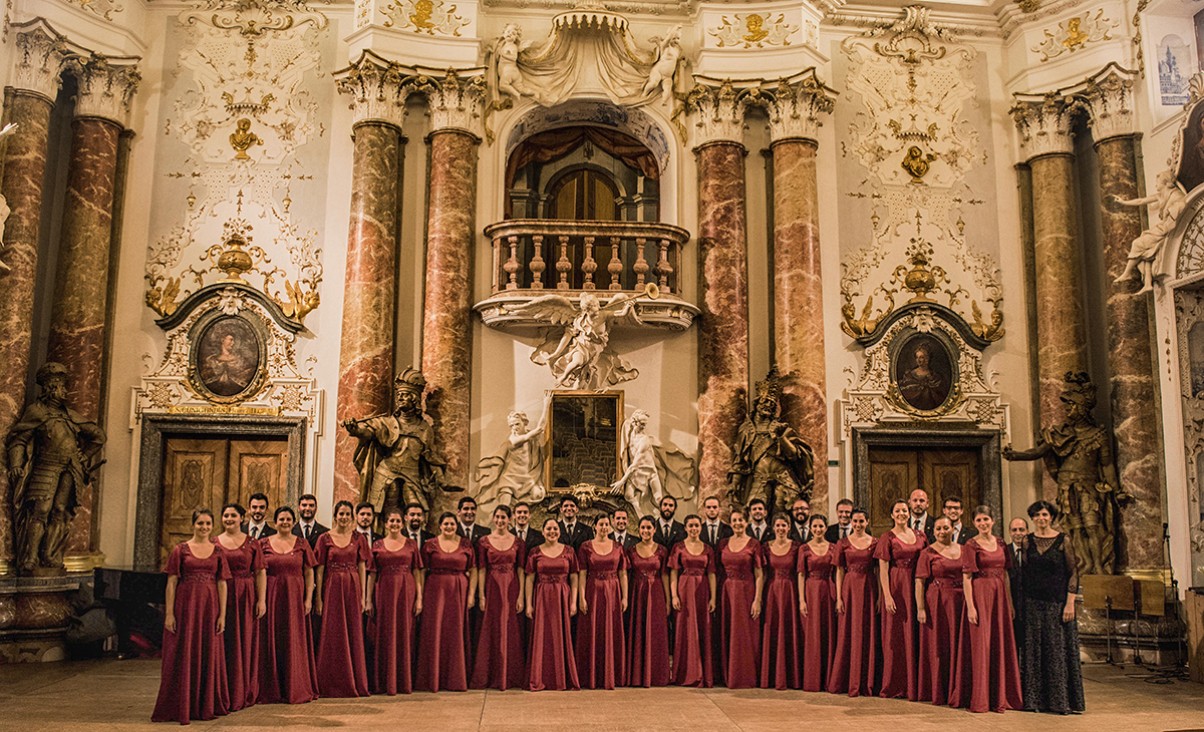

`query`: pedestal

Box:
[0,574,86,662]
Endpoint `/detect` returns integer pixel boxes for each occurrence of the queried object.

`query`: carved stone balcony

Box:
[475,219,699,331]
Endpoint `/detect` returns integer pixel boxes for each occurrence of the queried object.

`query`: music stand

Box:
[1082,574,1135,667]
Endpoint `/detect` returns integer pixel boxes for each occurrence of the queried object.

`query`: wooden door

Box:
[921,449,982,520]
[866,448,919,536]
[227,439,289,513]
[865,447,983,536]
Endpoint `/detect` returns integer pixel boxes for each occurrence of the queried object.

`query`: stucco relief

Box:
[707,13,798,49]
[1031,9,1118,62]
[63,0,124,21]
[383,0,468,36]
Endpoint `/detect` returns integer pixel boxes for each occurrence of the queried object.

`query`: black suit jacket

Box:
[747,522,772,543]
[243,522,276,540]
[405,528,436,546]
[512,526,545,548]
[925,524,974,545]
[558,521,593,549]
[700,521,733,548]
[824,524,851,543]
[457,523,490,543]
[292,521,328,547]
[788,522,813,544]
[612,532,640,551]
[653,520,686,548]
[356,530,383,545]
[910,514,937,537]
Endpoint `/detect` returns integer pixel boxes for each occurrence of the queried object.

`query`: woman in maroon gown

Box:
[876,498,927,700]
[627,516,671,687]
[717,509,764,688]
[314,500,371,697]
[525,518,580,691]
[669,515,716,687]
[153,509,230,724]
[799,515,836,692]
[961,505,1023,713]
[471,505,526,690]
[916,516,971,707]
[827,508,879,697]
[576,514,629,689]
[417,512,477,692]
[258,506,319,704]
[760,514,800,690]
[216,503,265,712]
[367,507,424,695]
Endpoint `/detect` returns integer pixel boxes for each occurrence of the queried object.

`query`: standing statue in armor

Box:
[727,365,815,514]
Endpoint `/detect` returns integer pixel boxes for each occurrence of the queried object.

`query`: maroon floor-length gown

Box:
[576,540,628,689]
[917,545,972,707]
[627,544,670,687]
[526,547,581,691]
[471,535,527,690]
[417,537,475,692]
[875,529,926,700]
[258,537,319,704]
[221,537,263,711]
[960,538,1023,713]
[669,542,714,688]
[717,537,762,688]
[314,533,371,697]
[799,542,837,692]
[760,542,801,690]
[153,542,231,724]
[827,536,880,697]
[370,537,422,695]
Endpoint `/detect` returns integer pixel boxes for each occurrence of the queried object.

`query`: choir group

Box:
[151,488,1085,725]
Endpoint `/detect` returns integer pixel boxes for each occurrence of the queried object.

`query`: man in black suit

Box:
[825,498,854,542]
[512,501,544,548]
[942,496,972,544]
[557,495,592,548]
[456,496,489,543]
[293,493,328,546]
[1007,516,1028,654]
[746,499,771,542]
[653,496,686,548]
[611,508,639,550]
[404,502,435,545]
[354,502,382,543]
[787,497,812,543]
[244,492,276,539]
[908,488,937,537]
[700,496,733,548]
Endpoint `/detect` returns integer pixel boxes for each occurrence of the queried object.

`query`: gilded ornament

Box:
[383,0,468,36]
[274,279,321,323]
[228,117,263,160]
[216,233,254,281]
[1031,10,1117,62]
[900,145,936,181]
[708,12,797,49]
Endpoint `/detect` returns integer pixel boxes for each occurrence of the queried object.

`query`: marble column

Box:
[333,59,409,505]
[1011,96,1090,452]
[1083,69,1166,576]
[765,79,834,507]
[0,27,67,574]
[419,73,485,494]
[45,58,139,560]
[689,82,751,504]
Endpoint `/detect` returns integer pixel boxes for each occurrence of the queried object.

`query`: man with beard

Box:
[557,495,592,548]
[652,496,686,548]
[700,496,733,548]
[511,501,544,548]
[292,493,328,546]
[746,499,771,542]
[787,497,812,543]
[404,502,435,545]
[245,492,275,539]
[355,501,381,543]
[611,508,639,550]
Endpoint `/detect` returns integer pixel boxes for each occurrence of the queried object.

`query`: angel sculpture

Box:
[474,397,549,512]
[611,408,697,517]
[0,122,18,272]
[507,283,659,391]
[1110,169,1187,294]
[642,25,683,106]
[487,23,545,107]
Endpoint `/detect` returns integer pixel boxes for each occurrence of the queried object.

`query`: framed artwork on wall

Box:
[546,390,623,492]
[188,311,269,403]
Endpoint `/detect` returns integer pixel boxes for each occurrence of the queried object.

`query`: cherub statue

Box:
[642,25,683,106]
[475,396,549,511]
[1110,169,1187,294]
[0,122,18,272]
[506,284,658,391]
[488,23,545,106]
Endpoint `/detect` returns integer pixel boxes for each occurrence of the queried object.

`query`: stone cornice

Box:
[749,70,837,144]
[334,51,412,129]
[1010,91,1079,161]
[8,22,71,101]
[69,54,141,127]
[686,79,750,148]
[1075,63,1139,144]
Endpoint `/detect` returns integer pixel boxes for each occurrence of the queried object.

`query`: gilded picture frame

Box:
[187,310,270,404]
[545,390,624,493]
[888,329,960,415]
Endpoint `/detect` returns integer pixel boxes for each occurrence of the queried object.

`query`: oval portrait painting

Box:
[893,333,955,412]
[194,315,262,399]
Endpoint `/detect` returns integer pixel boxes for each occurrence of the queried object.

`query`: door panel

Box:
[866,449,918,536]
[865,447,983,535]
[227,439,289,512]
[923,449,982,518]
[161,439,228,564]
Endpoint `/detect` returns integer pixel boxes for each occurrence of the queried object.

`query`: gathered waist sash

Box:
[378,565,410,575]
[807,570,834,580]
[180,574,214,584]
[893,559,916,569]
[846,565,870,574]
[537,574,566,584]
[771,569,794,578]
[636,569,661,579]
[591,570,618,580]
[430,568,465,575]
[488,564,515,574]
[681,568,706,577]
[724,571,753,581]
[975,569,1006,579]
[327,562,357,572]
[929,578,964,590]
[230,571,255,579]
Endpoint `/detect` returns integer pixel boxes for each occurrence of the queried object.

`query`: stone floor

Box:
[1,660,1203,731]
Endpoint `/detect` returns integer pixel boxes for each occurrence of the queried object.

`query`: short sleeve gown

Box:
[759,542,801,690]
[799,542,837,692]
[221,536,264,711]
[669,542,714,688]
[575,540,629,689]
[470,534,527,690]
[627,544,670,687]
[258,537,319,704]
[826,536,880,697]
[370,536,423,695]
[874,529,926,700]
[152,542,231,724]
[314,533,371,698]
[959,538,1023,713]
[916,545,972,707]
[525,546,581,691]
[716,537,764,689]
[417,536,475,692]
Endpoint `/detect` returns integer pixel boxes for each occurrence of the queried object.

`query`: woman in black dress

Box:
[1021,499,1084,714]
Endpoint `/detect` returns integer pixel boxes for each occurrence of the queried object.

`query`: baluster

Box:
[581,235,597,290]
[556,235,571,290]
[607,235,623,290]
[490,234,502,292]
[656,238,673,293]
[529,234,545,289]
[503,235,521,290]
[632,236,649,288]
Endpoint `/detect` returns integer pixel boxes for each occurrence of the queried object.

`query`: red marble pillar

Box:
[695,139,751,503]
[420,127,479,493]
[769,137,828,506]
